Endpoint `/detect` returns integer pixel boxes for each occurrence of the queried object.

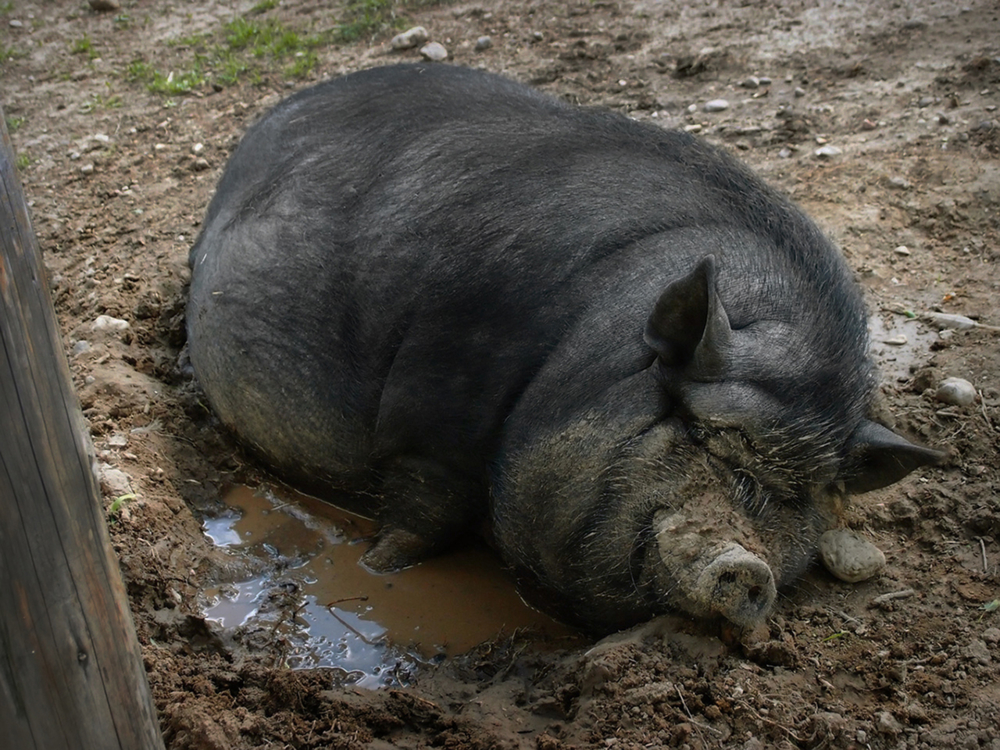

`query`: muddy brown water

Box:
[200,485,578,687]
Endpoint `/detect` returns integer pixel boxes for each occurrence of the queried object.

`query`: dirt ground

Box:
[3,0,1000,748]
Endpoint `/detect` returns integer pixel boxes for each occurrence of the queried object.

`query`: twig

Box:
[872,589,916,605]
[674,685,724,737]
[978,537,988,575]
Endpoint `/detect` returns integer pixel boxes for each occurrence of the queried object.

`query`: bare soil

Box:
[3,1,1000,748]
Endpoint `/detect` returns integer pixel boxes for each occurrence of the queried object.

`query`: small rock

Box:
[964,638,991,665]
[935,377,976,407]
[419,42,448,62]
[98,464,132,497]
[72,340,92,356]
[894,245,911,255]
[190,157,211,172]
[741,76,760,88]
[778,147,792,158]
[917,96,934,108]
[883,334,907,345]
[474,35,492,51]
[704,99,730,112]
[107,433,129,448]
[815,145,842,158]
[89,0,121,10]
[982,627,1000,644]
[531,31,544,41]
[80,163,95,175]
[9,19,22,28]
[391,26,429,50]
[758,76,772,85]
[192,142,205,155]
[92,315,130,332]
[922,311,977,330]
[819,529,886,583]
[794,86,806,97]
[876,711,902,736]
[888,176,912,189]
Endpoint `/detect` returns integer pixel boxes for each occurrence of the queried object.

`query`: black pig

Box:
[187,64,940,633]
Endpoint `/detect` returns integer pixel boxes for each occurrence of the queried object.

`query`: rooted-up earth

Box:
[2,1,999,748]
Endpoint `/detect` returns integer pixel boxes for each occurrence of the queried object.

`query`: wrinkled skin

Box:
[187,64,941,634]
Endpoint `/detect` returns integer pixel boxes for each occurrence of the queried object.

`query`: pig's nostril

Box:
[717,571,738,585]
[747,585,763,602]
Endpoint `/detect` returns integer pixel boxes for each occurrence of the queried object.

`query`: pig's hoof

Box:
[697,545,777,628]
[359,528,430,573]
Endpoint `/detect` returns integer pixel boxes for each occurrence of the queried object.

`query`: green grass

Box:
[5,114,25,134]
[127,2,449,96]
[250,0,280,13]
[335,0,398,42]
[15,152,30,171]
[70,35,97,58]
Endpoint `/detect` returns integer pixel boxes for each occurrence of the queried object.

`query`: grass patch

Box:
[5,114,25,134]
[335,0,398,42]
[15,152,30,171]
[129,1,449,95]
[131,15,327,94]
[70,35,97,58]
[250,0,280,13]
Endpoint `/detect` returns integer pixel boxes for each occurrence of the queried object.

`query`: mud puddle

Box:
[200,485,577,687]
[868,311,939,381]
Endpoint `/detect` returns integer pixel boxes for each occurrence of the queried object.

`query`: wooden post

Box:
[0,106,165,749]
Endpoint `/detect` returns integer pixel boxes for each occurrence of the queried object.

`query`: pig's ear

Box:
[838,420,944,494]
[644,255,732,377]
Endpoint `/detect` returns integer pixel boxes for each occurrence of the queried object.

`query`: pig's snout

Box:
[654,511,777,628]
[694,544,776,627]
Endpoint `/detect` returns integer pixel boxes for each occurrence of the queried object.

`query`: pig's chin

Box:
[652,510,777,629]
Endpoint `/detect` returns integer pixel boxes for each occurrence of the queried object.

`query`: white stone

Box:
[935,377,976,406]
[419,42,448,62]
[922,312,976,330]
[815,145,843,158]
[819,529,886,583]
[391,26,429,50]
[98,464,132,497]
[92,314,130,332]
[704,99,730,112]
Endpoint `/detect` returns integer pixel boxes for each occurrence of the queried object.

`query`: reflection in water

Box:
[200,485,577,688]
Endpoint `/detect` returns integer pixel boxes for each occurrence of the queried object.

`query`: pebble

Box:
[894,245,911,255]
[877,711,902,736]
[80,163,95,175]
[883,334,907,345]
[778,147,792,158]
[98,463,132,497]
[814,145,842,158]
[704,99,730,112]
[72,340,92,356]
[190,157,211,172]
[888,176,912,189]
[192,142,205,155]
[935,377,976,407]
[391,26,429,50]
[107,433,129,448]
[474,35,492,51]
[794,86,806,97]
[819,529,886,583]
[982,627,1000,644]
[9,19,22,28]
[419,42,448,62]
[92,314,130,332]
[741,76,760,88]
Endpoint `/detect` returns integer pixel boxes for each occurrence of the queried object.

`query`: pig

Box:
[186,64,941,634]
